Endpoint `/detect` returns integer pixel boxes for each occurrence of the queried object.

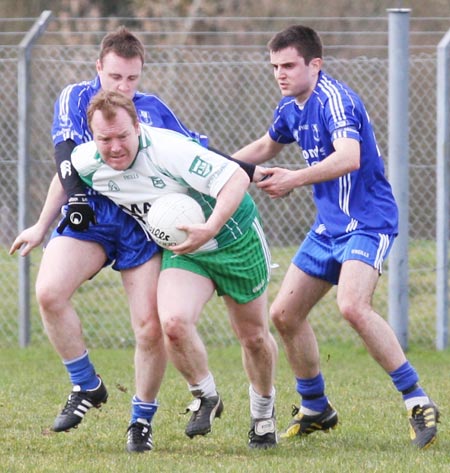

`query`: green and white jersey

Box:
[72,123,257,250]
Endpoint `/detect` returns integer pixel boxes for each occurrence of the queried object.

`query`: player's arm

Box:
[233,132,285,166]
[172,167,249,255]
[55,139,83,195]
[257,137,360,198]
[54,140,97,232]
[9,174,67,256]
[202,167,249,236]
[207,146,260,182]
[52,84,97,231]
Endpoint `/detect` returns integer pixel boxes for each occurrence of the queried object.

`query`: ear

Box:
[95,58,102,73]
[310,57,323,72]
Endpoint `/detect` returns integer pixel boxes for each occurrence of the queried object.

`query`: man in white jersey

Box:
[233,24,438,449]
[70,89,278,449]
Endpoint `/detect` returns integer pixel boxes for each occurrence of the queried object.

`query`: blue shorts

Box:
[50,194,160,271]
[292,230,395,285]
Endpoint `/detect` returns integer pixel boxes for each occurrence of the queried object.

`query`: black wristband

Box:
[207,146,255,182]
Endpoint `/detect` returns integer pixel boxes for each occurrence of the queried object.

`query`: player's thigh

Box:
[337,259,379,309]
[36,236,106,297]
[157,267,215,326]
[121,254,161,327]
[224,292,269,340]
[271,263,332,320]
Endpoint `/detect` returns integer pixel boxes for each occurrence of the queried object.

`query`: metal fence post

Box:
[17,10,52,347]
[387,8,410,350]
[435,29,450,350]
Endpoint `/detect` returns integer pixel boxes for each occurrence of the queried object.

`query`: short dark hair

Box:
[268,25,323,65]
[99,26,145,65]
[87,90,138,131]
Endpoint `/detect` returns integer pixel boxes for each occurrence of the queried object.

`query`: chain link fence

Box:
[0,16,447,349]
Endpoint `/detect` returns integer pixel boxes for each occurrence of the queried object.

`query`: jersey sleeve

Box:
[322,90,362,143]
[51,82,94,195]
[51,83,91,146]
[150,128,239,198]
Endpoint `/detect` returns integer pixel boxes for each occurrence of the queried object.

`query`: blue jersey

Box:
[51,75,208,147]
[268,71,398,238]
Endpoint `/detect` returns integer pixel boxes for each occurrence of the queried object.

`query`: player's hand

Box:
[57,193,97,233]
[256,167,295,198]
[252,166,270,183]
[9,224,46,257]
[170,223,215,254]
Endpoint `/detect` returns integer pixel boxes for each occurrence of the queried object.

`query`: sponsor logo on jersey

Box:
[138,110,153,125]
[123,172,139,180]
[150,176,166,188]
[302,145,326,163]
[208,164,228,189]
[119,202,152,226]
[108,180,120,191]
[189,156,212,177]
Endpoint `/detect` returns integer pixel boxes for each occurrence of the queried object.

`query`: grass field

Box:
[2,342,450,472]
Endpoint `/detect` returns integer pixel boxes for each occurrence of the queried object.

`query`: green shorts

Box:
[161,218,271,304]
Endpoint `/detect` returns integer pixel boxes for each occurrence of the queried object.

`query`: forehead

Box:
[270,46,304,64]
[91,107,134,132]
[100,52,143,74]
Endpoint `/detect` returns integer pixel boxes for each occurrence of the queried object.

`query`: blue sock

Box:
[296,373,329,413]
[131,395,159,424]
[389,361,427,401]
[63,351,98,390]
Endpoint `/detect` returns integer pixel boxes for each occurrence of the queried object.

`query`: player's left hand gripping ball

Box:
[57,193,97,233]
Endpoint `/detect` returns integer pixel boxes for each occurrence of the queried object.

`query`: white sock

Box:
[249,384,275,419]
[189,372,217,398]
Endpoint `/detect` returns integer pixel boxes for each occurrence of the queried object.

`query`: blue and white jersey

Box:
[51,75,208,147]
[268,70,398,237]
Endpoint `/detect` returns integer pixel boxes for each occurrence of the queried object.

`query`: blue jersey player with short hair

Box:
[233,24,439,449]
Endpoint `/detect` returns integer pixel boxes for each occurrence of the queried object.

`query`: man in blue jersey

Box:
[10,27,257,453]
[233,24,439,449]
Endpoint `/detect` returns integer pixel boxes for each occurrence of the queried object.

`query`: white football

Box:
[146,193,205,248]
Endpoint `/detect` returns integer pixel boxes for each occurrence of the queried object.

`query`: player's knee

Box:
[35,278,65,313]
[238,331,266,352]
[337,296,366,328]
[133,315,163,345]
[160,313,191,343]
[270,303,291,333]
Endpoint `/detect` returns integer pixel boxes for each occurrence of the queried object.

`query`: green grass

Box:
[2,343,450,472]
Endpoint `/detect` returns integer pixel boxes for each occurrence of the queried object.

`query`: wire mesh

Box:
[0,21,446,349]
